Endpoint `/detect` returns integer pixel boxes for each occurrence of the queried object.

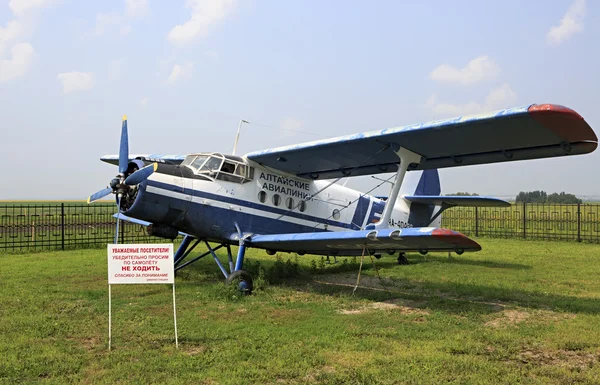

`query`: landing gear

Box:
[173,235,253,294]
[397,253,409,265]
[226,270,253,294]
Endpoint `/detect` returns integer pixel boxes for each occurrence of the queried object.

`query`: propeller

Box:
[124,163,158,185]
[86,115,158,243]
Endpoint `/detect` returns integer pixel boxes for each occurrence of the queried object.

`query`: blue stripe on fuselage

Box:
[147,180,359,230]
[350,195,370,229]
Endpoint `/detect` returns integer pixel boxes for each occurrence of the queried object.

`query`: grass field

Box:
[2,239,600,384]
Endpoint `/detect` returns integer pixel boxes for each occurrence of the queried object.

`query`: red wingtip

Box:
[528,104,583,120]
[528,104,596,143]
[432,228,481,251]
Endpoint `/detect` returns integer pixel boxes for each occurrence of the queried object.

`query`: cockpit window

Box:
[182,152,255,184]
[200,157,222,173]
[191,156,208,170]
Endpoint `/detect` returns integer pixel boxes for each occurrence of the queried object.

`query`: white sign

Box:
[107,244,174,284]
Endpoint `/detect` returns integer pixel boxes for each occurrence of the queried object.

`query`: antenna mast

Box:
[231,119,249,155]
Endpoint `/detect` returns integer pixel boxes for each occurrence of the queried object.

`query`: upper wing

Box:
[248,227,480,256]
[404,195,510,207]
[101,154,187,166]
[246,104,597,179]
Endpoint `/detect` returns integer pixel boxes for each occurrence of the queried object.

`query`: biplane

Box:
[88,104,597,292]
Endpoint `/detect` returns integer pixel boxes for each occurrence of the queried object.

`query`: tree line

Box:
[445,190,582,204]
[515,190,581,204]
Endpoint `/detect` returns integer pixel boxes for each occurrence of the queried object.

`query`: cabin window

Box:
[332,209,340,220]
[182,153,254,184]
[191,156,208,170]
[258,191,267,203]
[272,194,281,206]
[201,157,222,173]
[285,197,294,210]
[299,201,307,212]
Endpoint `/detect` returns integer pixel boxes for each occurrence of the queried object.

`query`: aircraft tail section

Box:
[403,169,510,227]
[402,170,442,227]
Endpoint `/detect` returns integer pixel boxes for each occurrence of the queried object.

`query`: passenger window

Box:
[332,209,340,220]
[285,197,294,210]
[258,191,267,203]
[299,201,307,212]
[272,194,281,206]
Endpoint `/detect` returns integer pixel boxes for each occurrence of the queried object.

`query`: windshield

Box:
[182,153,254,183]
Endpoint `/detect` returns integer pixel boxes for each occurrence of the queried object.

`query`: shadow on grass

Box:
[297,276,600,316]
[175,251,599,316]
[406,254,533,270]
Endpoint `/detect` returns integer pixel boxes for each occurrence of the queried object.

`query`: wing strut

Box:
[371,147,421,230]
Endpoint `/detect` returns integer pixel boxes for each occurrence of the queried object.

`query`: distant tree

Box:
[547,192,582,204]
[516,190,581,204]
[445,192,479,196]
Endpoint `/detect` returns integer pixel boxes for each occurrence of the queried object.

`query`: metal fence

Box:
[442,202,600,243]
[2,202,600,253]
[0,203,174,252]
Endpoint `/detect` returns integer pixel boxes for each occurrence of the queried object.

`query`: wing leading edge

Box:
[248,227,480,256]
[404,195,511,207]
[246,104,597,179]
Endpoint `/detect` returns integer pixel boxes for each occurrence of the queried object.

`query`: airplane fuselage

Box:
[122,158,439,244]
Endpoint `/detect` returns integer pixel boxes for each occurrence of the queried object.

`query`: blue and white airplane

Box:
[89,104,597,292]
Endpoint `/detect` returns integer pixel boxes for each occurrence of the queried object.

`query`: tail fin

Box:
[400,169,441,197]
[404,170,441,227]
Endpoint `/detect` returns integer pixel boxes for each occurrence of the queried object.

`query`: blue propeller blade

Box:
[114,195,121,244]
[124,163,158,185]
[118,115,129,174]
[87,187,113,204]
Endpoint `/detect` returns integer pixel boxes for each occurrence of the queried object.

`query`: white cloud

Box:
[0,0,60,82]
[0,42,35,82]
[0,20,26,55]
[57,72,95,93]
[126,0,148,17]
[167,62,194,84]
[9,0,61,15]
[168,0,237,46]
[547,0,586,45]
[429,56,499,86]
[426,83,518,117]
[140,97,149,107]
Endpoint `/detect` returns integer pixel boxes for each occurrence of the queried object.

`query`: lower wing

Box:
[248,227,480,256]
[404,195,510,207]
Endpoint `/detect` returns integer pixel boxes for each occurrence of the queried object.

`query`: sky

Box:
[1,0,599,200]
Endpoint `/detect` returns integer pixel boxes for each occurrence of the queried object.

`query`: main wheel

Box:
[397,253,409,265]
[226,270,254,294]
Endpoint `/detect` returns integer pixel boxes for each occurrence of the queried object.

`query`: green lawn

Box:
[1,239,600,384]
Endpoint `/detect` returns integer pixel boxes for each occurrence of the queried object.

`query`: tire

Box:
[226,270,253,294]
[397,253,409,265]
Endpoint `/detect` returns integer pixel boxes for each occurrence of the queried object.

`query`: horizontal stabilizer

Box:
[404,195,510,207]
[248,227,480,256]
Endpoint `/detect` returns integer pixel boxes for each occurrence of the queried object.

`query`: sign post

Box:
[107,243,177,350]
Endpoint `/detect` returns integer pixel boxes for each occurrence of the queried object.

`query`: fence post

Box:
[475,207,479,237]
[522,201,526,239]
[61,203,65,250]
[577,203,581,242]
